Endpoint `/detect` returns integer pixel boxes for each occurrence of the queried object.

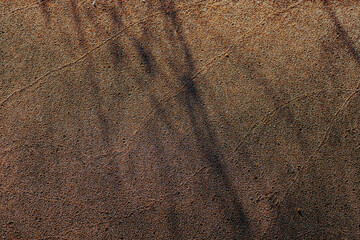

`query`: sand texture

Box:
[1,0,360,239]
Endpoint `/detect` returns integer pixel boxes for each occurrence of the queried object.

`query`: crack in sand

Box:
[0,0,307,108]
[0,1,41,16]
[272,0,360,208]
[0,0,213,107]
[83,0,310,161]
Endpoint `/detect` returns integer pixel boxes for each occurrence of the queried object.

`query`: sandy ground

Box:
[1,0,360,239]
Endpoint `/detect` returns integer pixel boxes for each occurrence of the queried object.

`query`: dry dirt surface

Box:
[1,0,360,239]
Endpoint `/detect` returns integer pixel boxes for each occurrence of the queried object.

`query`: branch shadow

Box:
[322,0,360,65]
[98,0,252,237]
[157,1,250,238]
[67,0,111,148]
[269,1,360,238]
[40,0,51,25]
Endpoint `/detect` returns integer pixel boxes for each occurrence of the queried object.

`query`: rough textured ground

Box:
[1,0,360,239]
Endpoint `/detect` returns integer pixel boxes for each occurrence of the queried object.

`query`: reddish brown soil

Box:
[1,0,360,239]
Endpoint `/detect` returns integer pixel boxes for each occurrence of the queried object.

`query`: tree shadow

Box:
[157,1,250,238]
[40,0,51,25]
[322,0,360,65]
[95,0,252,237]
[13,0,360,238]
[269,1,360,238]
[67,0,111,148]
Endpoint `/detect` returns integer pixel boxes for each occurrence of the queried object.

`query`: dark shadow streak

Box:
[160,1,250,238]
[101,6,179,236]
[321,0,360,66]
[136,43,156,75]
[109,4,157,75]
[68,0,111,148]
[40,0,51,25]
[70,0,86,47]
[268,2,360,238]
[144,105,183,239]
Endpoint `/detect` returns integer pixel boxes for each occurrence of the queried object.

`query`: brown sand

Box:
[1,0,360,239]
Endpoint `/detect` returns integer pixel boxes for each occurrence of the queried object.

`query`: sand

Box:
[1,0,360,239]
